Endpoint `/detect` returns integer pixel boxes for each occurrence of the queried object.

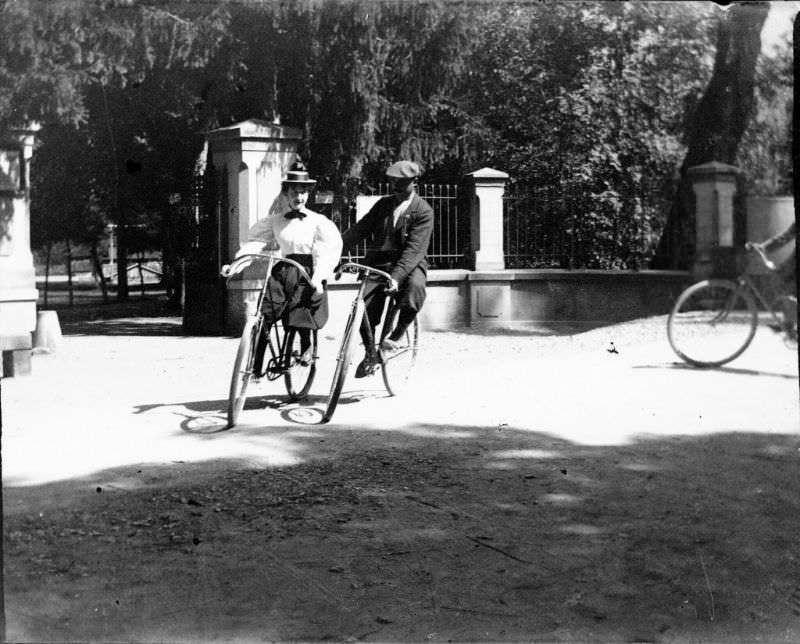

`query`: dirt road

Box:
[2,315,799,642]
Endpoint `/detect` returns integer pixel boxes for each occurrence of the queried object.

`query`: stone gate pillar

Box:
[466,168,511,329]
[182,119,302,335]
[0,124,39,377]
[467,167,508,271]
[687,161,739,279]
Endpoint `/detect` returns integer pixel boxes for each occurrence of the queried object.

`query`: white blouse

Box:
[236,207,343,283]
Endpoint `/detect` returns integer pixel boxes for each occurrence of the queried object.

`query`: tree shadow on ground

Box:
[5,424,800,644]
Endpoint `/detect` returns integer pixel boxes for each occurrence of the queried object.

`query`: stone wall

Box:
[225,269,691,335]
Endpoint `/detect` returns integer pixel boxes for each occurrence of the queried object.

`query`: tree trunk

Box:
[90,241,109,304]
[115,219,129,301]
[43,242,52,309]
[66,239,74,307]
[653,1,769,269]
[137,251,145,297]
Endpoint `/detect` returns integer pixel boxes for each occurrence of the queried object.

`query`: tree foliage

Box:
[0,0,790,281]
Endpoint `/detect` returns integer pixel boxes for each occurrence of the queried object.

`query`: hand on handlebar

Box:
[386,277,399,293]
[310,275,327,293]
[745,241,777,271]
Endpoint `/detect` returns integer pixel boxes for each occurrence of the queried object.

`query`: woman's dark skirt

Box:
[261,253,329,329]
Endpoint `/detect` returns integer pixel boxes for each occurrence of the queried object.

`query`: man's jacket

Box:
[342,193,434,282]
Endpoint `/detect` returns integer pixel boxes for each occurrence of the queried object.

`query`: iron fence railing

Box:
[503,182,669,270]
[188,173,673,272]
[342,183,469,269]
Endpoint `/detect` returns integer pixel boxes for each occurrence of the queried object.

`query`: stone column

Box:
[183,119,302,335]
[687,161,739,279]
[0,124,39,377]
[206,119,303,262]
[467,167,508,271]
[465,168,511,329]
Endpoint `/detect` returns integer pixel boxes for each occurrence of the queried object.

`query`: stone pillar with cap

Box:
[687,161,740,279]
[465,168,511,329]
[467,168,508,271]
[183,119,302,335]
[0,124,39,377]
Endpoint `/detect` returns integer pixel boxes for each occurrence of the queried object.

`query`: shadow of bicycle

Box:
[132,389,389,433]
[633,362,798,380]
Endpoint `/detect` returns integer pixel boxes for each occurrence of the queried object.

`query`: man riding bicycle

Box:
[753,220,796,338]
[341,160,434,378]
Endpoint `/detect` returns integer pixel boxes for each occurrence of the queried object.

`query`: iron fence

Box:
[503,182,668,270]
[341,183,468,269]
[188,172,672,271]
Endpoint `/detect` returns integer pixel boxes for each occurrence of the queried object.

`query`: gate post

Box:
[182,119,302,335]
[465,168,511,329]
[466,167,508,271]
[687,161,739,279]
[0,123,39,377]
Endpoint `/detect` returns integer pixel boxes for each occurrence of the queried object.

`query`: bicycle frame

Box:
[739,243,793,327]
[221,252,314,376]
[335,261,395,351]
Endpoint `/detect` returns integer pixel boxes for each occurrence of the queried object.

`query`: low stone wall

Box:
[223,269,692,335]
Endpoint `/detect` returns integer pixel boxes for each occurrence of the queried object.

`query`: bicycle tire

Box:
[284,328,318,400]
[381,311,419,396]
[227,317,259,428]
[667,279,758,368]
[323,298,365,423]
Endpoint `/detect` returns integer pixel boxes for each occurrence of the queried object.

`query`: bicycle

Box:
[667,242,797,368]
[322,261,420,423]
[221,253,318,428]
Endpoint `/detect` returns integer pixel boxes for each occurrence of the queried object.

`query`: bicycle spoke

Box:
[382,318,418,396]
[284,328,316,400]
[668,280,758,368]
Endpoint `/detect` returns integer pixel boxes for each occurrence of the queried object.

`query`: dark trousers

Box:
[360,263,426,353]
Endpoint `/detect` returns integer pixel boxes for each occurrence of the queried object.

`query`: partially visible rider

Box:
[753,221,797,338]
[340,160,434,377]
[235,161,343,365]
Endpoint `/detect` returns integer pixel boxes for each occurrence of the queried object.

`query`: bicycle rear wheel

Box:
[323,298,364,423]
[381,310,419,396]
[284,328,317,400]
[667,279,758,368]
[228,317,260,427]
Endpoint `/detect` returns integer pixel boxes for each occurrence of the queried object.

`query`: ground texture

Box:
[2,312,799,643]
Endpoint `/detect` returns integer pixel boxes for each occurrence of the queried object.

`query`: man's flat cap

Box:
[386,160,421,179]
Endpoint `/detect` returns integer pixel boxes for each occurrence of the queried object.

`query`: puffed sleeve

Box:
[312,215,344,282]
[235,217,279,258]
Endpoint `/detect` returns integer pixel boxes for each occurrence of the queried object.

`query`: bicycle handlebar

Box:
[334,261,394,284]
[220,253,313,283]
[744,242,777,271]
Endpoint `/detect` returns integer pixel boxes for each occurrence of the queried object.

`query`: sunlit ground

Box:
[2,315,797,487]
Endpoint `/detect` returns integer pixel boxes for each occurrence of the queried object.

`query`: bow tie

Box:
[285,210,306,220]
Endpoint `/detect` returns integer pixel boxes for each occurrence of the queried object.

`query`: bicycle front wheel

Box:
[667,279,758,368]
[228,317,260,427]
[284,328,317,400]
[323,298,364,423]
[381,312,419,396]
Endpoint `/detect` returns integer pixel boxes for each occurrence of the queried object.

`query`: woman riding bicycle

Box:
[234,161,343,365]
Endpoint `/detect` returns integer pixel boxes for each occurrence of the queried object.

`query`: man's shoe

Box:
[355,354,378,378]
[380,337,402,353]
